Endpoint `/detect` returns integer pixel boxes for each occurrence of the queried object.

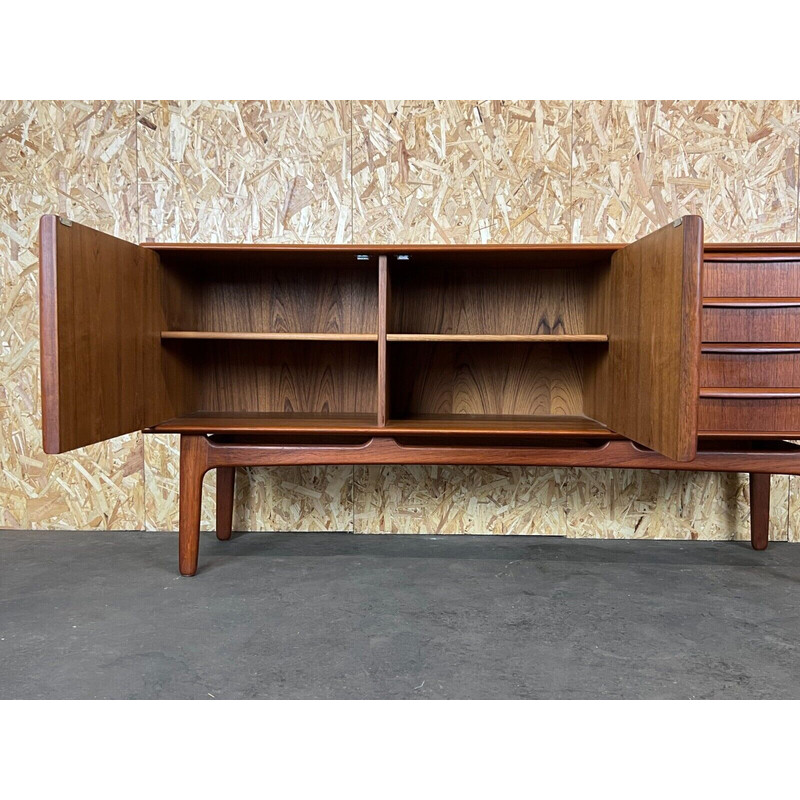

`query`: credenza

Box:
[38,214,800,575]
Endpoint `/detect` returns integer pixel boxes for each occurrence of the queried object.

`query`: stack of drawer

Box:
[699,255,800,435]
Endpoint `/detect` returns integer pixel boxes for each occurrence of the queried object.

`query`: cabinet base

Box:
[176,434,798,575]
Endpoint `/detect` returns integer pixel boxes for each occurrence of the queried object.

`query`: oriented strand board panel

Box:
[137,100,355,532]
[1,99,798,542]
[787,456,800,542]
[352,100,572,243]
[571,100,800,243]
[143,435,354,533]
[0,101,144,530]
[354,467,788,541]
[603,471,788,542]
[232,466,353,533]
[137,100,351,243]
[354,466,616,536]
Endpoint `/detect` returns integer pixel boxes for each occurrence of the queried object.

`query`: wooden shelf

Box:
[386,333,608,343]
[148,412,618,438]
[149,413,379,435]
[703,297,800,308]
[161,331,377,342]
[383,415,617,437]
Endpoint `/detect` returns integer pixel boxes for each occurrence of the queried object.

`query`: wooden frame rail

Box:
[196,435,800,472]
[175,434,799,574]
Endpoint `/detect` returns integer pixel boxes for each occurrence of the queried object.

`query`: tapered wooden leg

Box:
[216,467,235,541]
[179,435,208,576]
[749,472,770,551]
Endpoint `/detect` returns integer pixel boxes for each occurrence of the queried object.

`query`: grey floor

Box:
[1,530,799,699]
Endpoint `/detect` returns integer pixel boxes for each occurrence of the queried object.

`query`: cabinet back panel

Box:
[388,342,588,417]
[165,341,377,414]
[390,267,590,335]
[161,255,377,334]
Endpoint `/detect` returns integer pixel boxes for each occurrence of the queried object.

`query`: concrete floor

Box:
[1,530,799,699]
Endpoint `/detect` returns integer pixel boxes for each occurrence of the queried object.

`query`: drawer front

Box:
[702,306,800,342]
[699,395,800,433]
[700,348,800,387]
[704,260,800,297]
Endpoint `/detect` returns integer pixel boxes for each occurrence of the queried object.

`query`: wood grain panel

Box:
[152,413,376,434]
[389,342,587,418]
[377,255,389,425]
[699,396,800,433]
[150,412,612,437]
[167,340,377,415]
[701,389,800,399]
[387,334,607,343]
[200,435,800,474]
[584,216,703,461]
[703,298,800,307]
[161,332,377,342]
[161,254,377,335]
[702,307,800,342]
[704,260,800,297]
[703,246,800,258]
[701,348,800,387]
[39,216,170,453]
[146,242,619,263]
[390,265,589,335]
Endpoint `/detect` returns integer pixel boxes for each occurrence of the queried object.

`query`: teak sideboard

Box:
[38,214,800,575]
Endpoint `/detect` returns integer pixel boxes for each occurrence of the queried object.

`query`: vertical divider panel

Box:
[377,255,389,426]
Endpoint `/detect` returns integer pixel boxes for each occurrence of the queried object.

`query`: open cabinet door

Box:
[39,215,169,453]
[584,215,703,462]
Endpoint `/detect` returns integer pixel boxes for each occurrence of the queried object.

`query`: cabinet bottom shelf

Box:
[383,414,617,437]
[147,412,619,438]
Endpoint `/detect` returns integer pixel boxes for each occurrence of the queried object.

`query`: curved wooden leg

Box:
[749,472,770,551]
[179,435,208,576]
[216,467,235,541]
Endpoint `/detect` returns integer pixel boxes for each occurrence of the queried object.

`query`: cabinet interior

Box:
[160,249,378,335]
[154,247,615,433]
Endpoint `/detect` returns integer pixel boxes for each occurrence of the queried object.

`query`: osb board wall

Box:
[2,100,800,541]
